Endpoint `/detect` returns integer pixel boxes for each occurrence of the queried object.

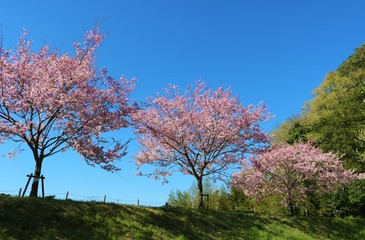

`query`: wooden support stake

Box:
[66,191,69,200]
[18,188,22,197]
[104,195,106,203]
[22,174,46,197]
[22,173,33,197]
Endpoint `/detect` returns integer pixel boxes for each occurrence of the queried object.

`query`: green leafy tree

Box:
[167,189,194,208]
[167,178,219,209]
[271,115,309,145]
[319,180,365,217]
[305,44,365,172]
[272,43,365,216]
[228,186,251,211]
[216,186,231,210]
[167,180,253,211]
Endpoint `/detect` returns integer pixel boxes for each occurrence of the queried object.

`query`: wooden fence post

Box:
[66,191,69,200]
[41,175,45,198]
[104,195,106,203]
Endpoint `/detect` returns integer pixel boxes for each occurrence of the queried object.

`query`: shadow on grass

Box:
[1,195,364,240]
[0,195,127,239]
[0,195,267,240]
[147,207,268,240]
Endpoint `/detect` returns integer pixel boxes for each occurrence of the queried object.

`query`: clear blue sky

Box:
[1,0,365,205]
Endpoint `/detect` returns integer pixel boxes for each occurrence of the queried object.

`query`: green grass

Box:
[0,194,364,239]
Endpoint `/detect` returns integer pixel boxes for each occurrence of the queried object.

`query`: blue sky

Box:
[1,0,365,205]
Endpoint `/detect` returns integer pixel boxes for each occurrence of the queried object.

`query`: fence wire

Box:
[0,189,165,207]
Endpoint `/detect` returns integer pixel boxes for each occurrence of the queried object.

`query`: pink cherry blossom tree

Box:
[233,142,361,215]
[133,81,271,208]
[0,28,135,197]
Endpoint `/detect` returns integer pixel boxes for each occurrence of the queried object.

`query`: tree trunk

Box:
[287,199,295,215]
[29,159,43,197]
[197,177,204,209]
[286,190,296,215]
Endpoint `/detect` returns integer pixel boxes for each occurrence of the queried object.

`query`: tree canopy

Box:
[0,28,135,196]
[233,142,361,215]
[133,81,271,208]
[305,44,365,171]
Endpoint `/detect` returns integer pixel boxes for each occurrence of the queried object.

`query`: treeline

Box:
[167,179,289,215]
[167,178,364,216]
[167,179,253,212]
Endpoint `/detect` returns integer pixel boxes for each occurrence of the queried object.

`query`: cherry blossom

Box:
[233,142,360,214]
[0,28,135,196]
[133,81,271,208]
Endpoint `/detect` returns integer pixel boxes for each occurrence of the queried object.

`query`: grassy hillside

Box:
[0,194,364,240]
